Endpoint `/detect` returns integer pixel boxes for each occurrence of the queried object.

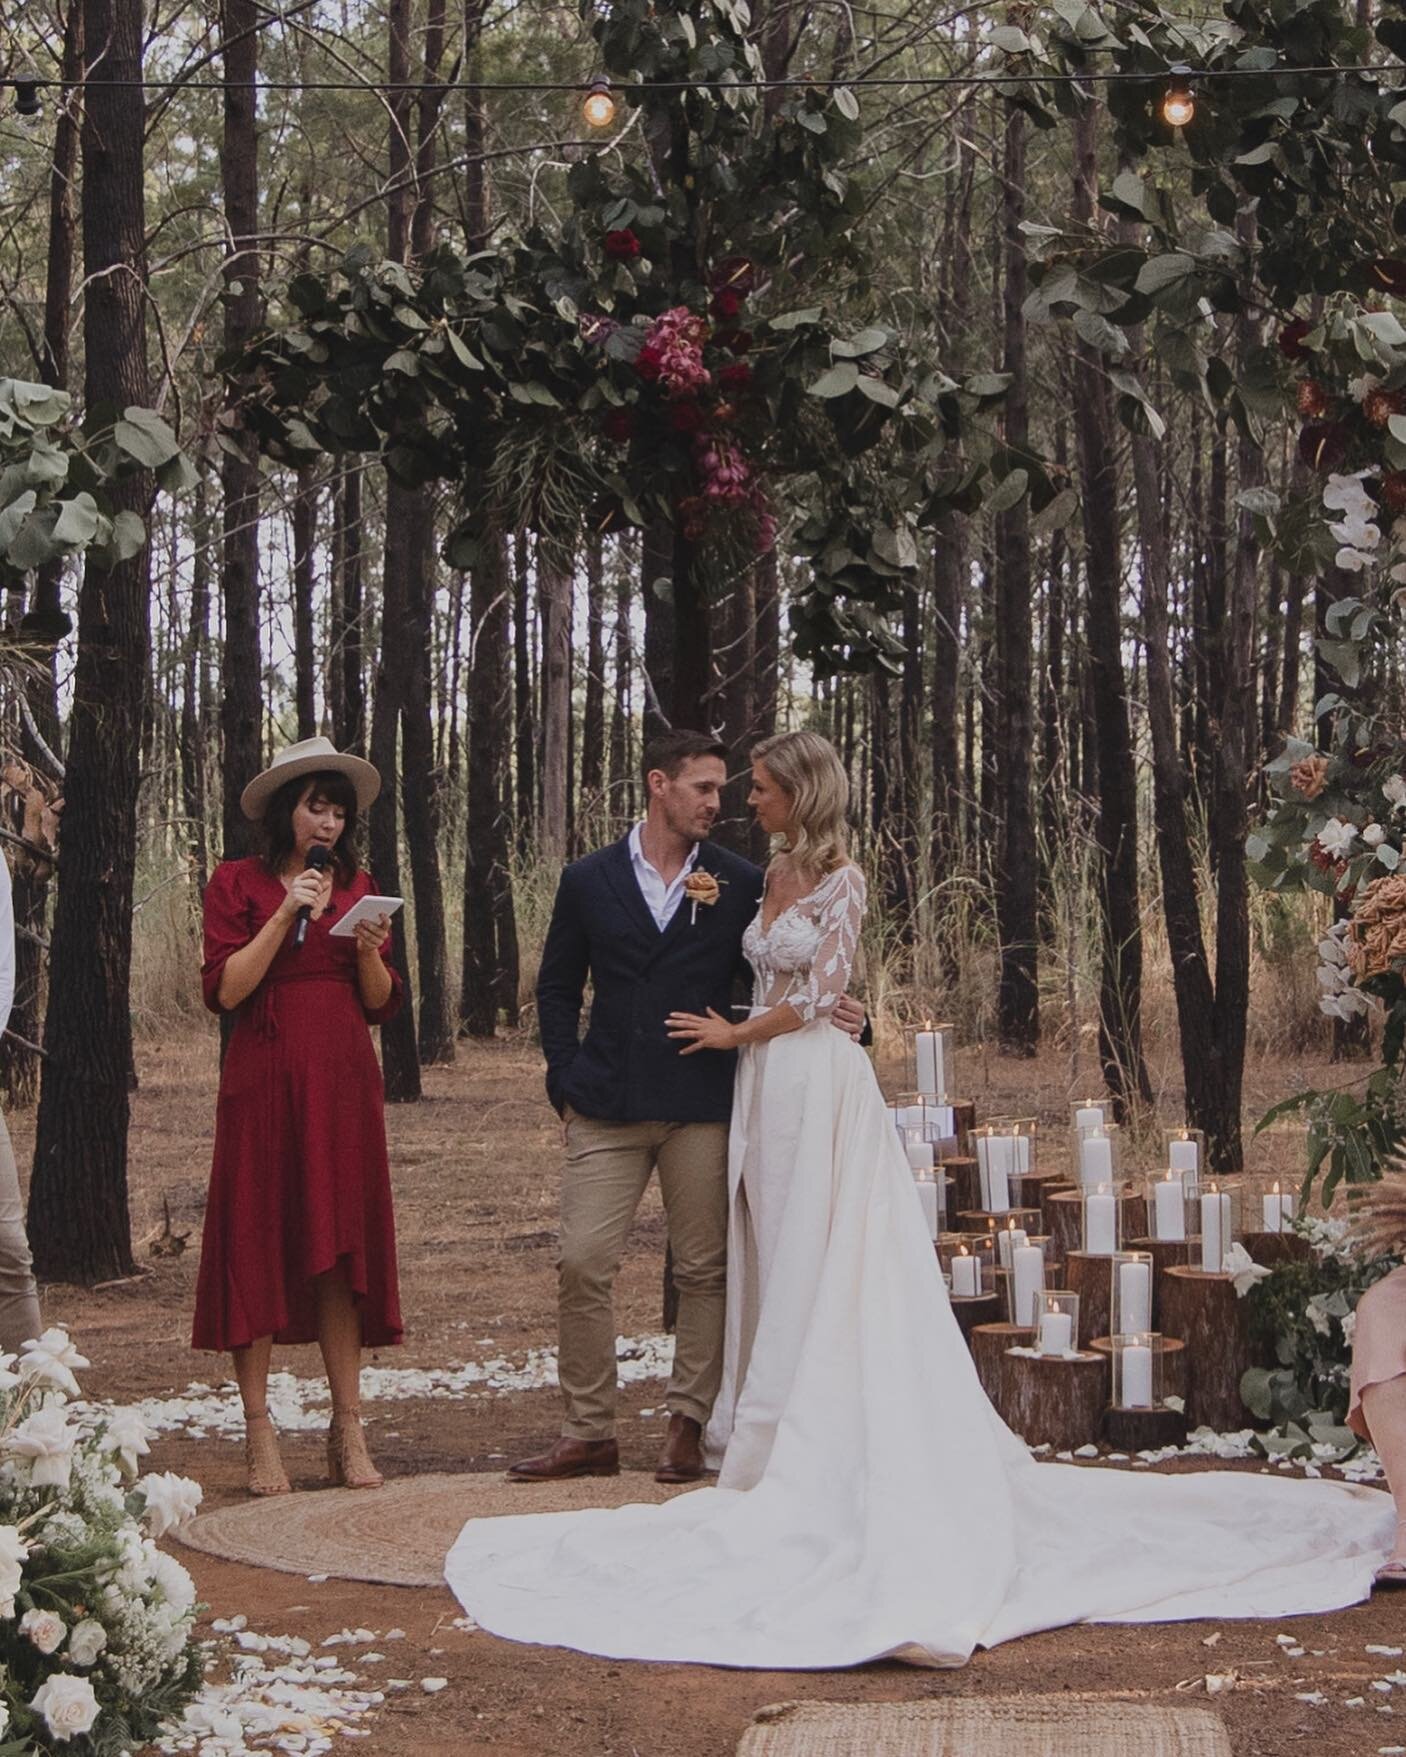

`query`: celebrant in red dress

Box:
[192,736,403,1497]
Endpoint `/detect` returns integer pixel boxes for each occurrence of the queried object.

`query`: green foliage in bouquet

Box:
[1240,1219,1401,1459]
[0,1329,205,1753]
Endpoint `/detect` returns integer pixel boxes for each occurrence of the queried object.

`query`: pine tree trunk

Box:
[608,561,634,827]
[217,0,262,862]
[182,452,212,893]
[994,102,1038,1054]
[331,466,366,754]
[579,533,607,844]
[1070,99,1151,1114]
[642,518,676,733]
[462,527,518,1036]
[539,537,574,863]
[28,0,149,1284]
[292,465,318,739]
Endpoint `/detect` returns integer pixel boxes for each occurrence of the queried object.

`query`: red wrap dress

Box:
[192,857,404,1353]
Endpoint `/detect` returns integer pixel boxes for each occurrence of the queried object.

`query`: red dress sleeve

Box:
[354,871,404,1026]
[201,860,256,1014]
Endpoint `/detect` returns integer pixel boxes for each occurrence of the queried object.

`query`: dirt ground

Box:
[14,1028,1406,1757]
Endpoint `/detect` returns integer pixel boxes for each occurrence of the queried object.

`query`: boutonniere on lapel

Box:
[683,869,726,924]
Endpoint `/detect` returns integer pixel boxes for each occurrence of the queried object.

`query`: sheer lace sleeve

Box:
[787,865,866,1023]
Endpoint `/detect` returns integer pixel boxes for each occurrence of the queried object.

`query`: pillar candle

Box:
[1038,1307,1073,1355]
[1079,1132,1114,1187]
[905,1138,934,1172]
[1200,1188,1231,1272]
[915,1029,946,1098]
[951,1251,980,1297]
[1014,1133,1032,1174]
[1261,1184,1295,1233]
[1084,1185,1117,1254]
[915,1177,939,1241]
[1169,1136,1200,1176]
[1153,1173,1185,1241]
[1117,1260,1152,1334]
[976,1135,1012,1213]
[1012,1242,1045,1327]
[997,1225,1028,1270]
[1120,1343,1154,1408]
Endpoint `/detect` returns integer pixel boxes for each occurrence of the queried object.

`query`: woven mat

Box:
[176,1470,695,1587]
[737,1698,1231,1757]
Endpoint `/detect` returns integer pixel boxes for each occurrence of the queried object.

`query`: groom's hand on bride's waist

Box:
[832,994,868,1042]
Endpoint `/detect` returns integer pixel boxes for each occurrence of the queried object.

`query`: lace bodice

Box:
[742,864,866,1023]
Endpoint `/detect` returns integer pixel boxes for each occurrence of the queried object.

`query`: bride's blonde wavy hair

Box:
[752,730,850,878]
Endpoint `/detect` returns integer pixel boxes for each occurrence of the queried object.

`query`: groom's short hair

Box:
[642,729,729,783]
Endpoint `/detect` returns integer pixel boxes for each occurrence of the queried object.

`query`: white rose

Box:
[18,1328,90,1400]
[136,1471,202,1538]
[30,1674,99,1743]
[100,1409,150,1480]
[1384,775,1406,810]
[0,1524,30,1616]
[1363,822,1388,847]
[148,1547,196,1614]
[1316,817,1358,859]
[7,1406,77,1489]
[19,1607,65,1654]
[67,1617,107,1667]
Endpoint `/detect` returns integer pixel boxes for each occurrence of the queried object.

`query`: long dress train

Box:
[445,866,1391,1669]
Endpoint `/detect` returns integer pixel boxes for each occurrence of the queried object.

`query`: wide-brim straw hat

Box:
[239,737,381,822]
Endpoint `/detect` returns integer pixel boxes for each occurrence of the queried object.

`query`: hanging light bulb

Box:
[1159,65,1195,128]
[10,79,43,127]
[581,77,617,129]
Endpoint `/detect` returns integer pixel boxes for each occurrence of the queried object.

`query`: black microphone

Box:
[294,844,332,947]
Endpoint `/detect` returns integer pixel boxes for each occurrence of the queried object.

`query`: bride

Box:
[446,730,1392,1669]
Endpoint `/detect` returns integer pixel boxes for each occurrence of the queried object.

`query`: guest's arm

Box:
[537,868,590,1113]
[213,868,329,1011]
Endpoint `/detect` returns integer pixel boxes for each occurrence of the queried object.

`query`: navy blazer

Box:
[537,835,764,1124]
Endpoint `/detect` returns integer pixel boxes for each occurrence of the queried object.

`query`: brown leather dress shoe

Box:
[654,1413,706,1484]
[506,1436,619,1482]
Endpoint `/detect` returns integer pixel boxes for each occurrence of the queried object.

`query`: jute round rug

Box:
[176,1470,698,1588]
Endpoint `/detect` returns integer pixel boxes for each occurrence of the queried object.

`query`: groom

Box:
[510,730,864,1485]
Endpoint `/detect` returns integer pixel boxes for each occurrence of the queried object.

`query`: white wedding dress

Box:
[445,866,1392,1668]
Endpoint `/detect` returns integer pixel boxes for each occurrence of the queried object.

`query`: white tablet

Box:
[328,895,405,938]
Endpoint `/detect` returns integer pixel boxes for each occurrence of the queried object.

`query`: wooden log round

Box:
[1125,1237,1187,1325]
[947,1290,1003,1347]
[972,1336,1110,1451]
[1243,1230,1312,1270]
[1103,1405,1189,1452]
[1047,1187,1144,1262]
[941,1157,981,1218]
[1089,1334,1188,1404]
[1159,1265,1265,1432]
[1063,1250,1115,1346]
[971,1321,1036,1400]
[949,1099,976,1152]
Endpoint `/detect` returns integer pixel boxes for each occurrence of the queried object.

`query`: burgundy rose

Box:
[710,255,756,295]
[1298,421,1350,473]
[1296,379,1331,419]
[710,288,743,321]
[1381,470,1406,516]
[719,361,753,391]
[722,329,753,356]
[1364,387,1406,429]
[601,407,636,444]
[604,229,641,261]
[635,343,663,382]
[1277,318,1311,362]
[669,400,705,434]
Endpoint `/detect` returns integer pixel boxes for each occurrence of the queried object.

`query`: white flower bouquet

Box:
[0,1329,204,1752]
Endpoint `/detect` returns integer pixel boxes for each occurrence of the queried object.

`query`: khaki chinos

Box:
[557,1107,728,1440]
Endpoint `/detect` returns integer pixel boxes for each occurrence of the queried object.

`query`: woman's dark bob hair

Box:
[257,770,361,885]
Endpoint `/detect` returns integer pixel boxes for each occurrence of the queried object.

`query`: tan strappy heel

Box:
[245,1409,292,1497]
[326,1406,383,1489]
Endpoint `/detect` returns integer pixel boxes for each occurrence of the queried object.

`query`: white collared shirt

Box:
[628,821,701,932]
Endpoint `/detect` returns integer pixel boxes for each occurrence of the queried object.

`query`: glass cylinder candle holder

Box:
[1071,1096,1115,1137]
[1251,1174,1297,1235]
[972,1126,1019,1214]
[1191,1179,1242,1273]
[1165,1127,1204,1186]
[1110,1250,1155,1336]
[904,1022,955,1099]
[911,1167,943,1242]
[1112,1332,1164,1410]
[1081,1180,1122,1255]
[1035,1290,1080,1357]
[1075,1123,1120,1189]
[940,1233,993,1298]
[1001,1229,1051,1327]
[1144,1168,1197,1243]
[988,1116,1037,1177]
